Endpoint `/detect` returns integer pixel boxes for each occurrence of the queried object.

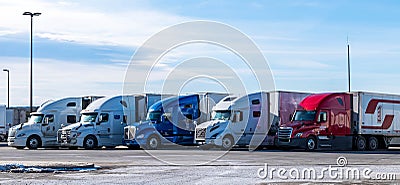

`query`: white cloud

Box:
[0,0,189,47]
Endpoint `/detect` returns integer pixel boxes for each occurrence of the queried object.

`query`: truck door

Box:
[156,108,174,141]
[317,110,329,136]
[41,114,56,137]
[111,113,125,145]
[97,113,112,144]
[230,110,245,139]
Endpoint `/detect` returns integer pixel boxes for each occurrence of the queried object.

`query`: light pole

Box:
[347,41,351,92]
[2,69,9,108]
[23,11,41,113]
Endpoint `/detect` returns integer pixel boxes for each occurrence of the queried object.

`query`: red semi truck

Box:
[276,92,400,151]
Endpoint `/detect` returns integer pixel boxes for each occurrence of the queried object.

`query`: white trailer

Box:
[6,108,27,128]
[196,91,309,150]
[0,105,6,141]
[7,96,102,149]
[58,94,167,149]
[354,92,400,150]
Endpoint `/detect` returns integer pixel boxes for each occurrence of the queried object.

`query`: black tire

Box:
[146,135,160,150]
[0,135,5,142]
[83,135,97,150]
[305,136,317,151]
[368,136,379,151]
[356,136,367,151]
[26,135,41,149]
[221,135,234,150]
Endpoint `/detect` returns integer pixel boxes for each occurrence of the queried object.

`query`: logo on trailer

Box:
[362,99,400,129]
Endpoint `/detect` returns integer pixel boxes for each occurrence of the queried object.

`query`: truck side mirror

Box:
[42,117,49,126]
[317,112,327,123]
[97,115,103,125]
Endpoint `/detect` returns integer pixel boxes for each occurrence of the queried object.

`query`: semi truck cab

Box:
[124,93,227,149]
[125,94,200,149]
[277,93,353,151]
[58,95,144,149]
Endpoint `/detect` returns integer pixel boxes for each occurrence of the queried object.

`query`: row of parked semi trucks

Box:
[6,90,400,151]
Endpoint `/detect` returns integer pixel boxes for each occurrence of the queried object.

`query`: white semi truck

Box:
[58,94,166,149]
[195,91,309,150]
[7,96,102,149]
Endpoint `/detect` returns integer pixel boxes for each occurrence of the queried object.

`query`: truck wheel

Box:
[356,136,366,151]
[83,135,97,150]
[26,135,41,149]
[221,135,234,150]
[368,137,379,151]
[146,135,160,150]
[305,136,317,151]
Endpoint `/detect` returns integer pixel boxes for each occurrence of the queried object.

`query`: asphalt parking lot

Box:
[1,142,400,184]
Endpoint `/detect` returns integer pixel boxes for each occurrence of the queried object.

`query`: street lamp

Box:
[23,11,41,113]
[2,69,9,108]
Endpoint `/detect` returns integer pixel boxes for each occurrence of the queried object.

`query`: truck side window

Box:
[184,104,193,108]
[336,98,344,106]
[100,113,109,122]
[252,99,260,105]
[318,112,327,123]
[45,114,54,123]
[67,115,76,123]
[67,102,76,107]
[120,100,128,108]
[253,111,261,118]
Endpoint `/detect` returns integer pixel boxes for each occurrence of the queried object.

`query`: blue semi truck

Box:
[123,93,227,149]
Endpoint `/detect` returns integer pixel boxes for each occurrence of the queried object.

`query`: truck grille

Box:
[278,127,293,142]
[124,126,136,140]
[196,128,206,140]
[59,129,71,142]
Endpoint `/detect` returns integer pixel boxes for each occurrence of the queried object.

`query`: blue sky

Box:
[1,0,400,106]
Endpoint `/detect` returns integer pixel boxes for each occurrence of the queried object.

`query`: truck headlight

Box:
[136,134,144,139]
[295,133,303,138]
[16,133,26,138]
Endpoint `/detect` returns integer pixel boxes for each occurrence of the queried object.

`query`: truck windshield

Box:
[293,110,316,121]
[147,111,161,122]
[81,113,98,122]
[28,114,44,124]
[212,111,231,121]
